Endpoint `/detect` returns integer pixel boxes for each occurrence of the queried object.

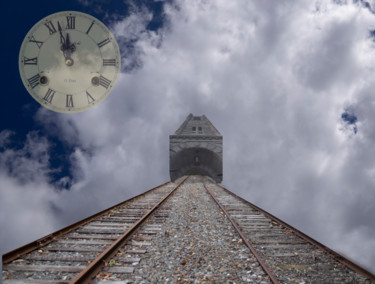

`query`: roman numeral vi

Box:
[66,94,74,108]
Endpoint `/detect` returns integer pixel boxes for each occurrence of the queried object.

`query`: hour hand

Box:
[60,32,75,66]
[65,33,76,53]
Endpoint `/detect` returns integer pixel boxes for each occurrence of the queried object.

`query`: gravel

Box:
[117,175,270,283]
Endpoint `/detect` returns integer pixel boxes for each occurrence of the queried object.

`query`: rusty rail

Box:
[215,182,375,282]
[203,183,280,284]
[2,181,171,264]
[70,176,189,284]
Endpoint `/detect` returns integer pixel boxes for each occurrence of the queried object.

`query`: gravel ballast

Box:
[119,176,270,283]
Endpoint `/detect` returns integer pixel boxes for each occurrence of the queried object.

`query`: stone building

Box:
[169,114,223,183]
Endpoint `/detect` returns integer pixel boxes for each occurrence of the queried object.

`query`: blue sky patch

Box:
[341,111,358,134]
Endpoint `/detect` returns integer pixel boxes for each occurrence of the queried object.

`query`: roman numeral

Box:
[103,59,116,66]
[23,57,38,65]
[66,94,74,108]
[27,74,40,89]
[86,91,95,104]
[66,16,75,29]
[86,21,95,34]
[43,88,55,103]
[29,36,43,48]
[99,75,111,89]
[98,38,110,48]
[44,21,57,34]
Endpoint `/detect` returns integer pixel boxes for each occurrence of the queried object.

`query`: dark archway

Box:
[170,147,222,183]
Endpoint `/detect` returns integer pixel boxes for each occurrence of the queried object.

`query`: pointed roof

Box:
[174,114,221,136]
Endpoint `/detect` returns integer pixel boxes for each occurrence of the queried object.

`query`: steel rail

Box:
[2,181,171,264]
[215,182,375,282]
[70,176,189,284]
[203,183,280,284]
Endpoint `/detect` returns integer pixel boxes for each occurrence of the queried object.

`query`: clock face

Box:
[19,11,121,113]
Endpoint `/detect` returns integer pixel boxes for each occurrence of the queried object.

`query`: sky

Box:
[1,0,375,275]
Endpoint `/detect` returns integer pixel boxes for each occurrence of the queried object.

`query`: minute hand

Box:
[57,22,66,50]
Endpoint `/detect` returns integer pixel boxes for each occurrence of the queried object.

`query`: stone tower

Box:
[169,114,223,183]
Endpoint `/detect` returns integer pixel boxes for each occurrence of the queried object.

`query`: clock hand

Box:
[66,33,71,50]
[58,21,73,66]
[65,33,76,53]
[57,22,66,51]
[63,33,74,66]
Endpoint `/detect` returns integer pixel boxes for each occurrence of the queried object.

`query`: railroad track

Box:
[204,179,375,283]
[3,175,375,283]
[2,176,187,283]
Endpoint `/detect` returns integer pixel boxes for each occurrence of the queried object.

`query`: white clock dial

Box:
[19,11,121,113]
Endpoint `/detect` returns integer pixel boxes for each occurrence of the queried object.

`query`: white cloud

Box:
[2,0,375,274]
[0,131,51,184]
[0,131,58,253]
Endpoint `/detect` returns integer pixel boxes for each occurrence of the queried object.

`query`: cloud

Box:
[0,130,58,254]
[0,131,51,184]
[2,0,375,274]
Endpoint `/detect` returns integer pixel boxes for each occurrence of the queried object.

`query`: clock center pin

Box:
[65,58,74,66]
